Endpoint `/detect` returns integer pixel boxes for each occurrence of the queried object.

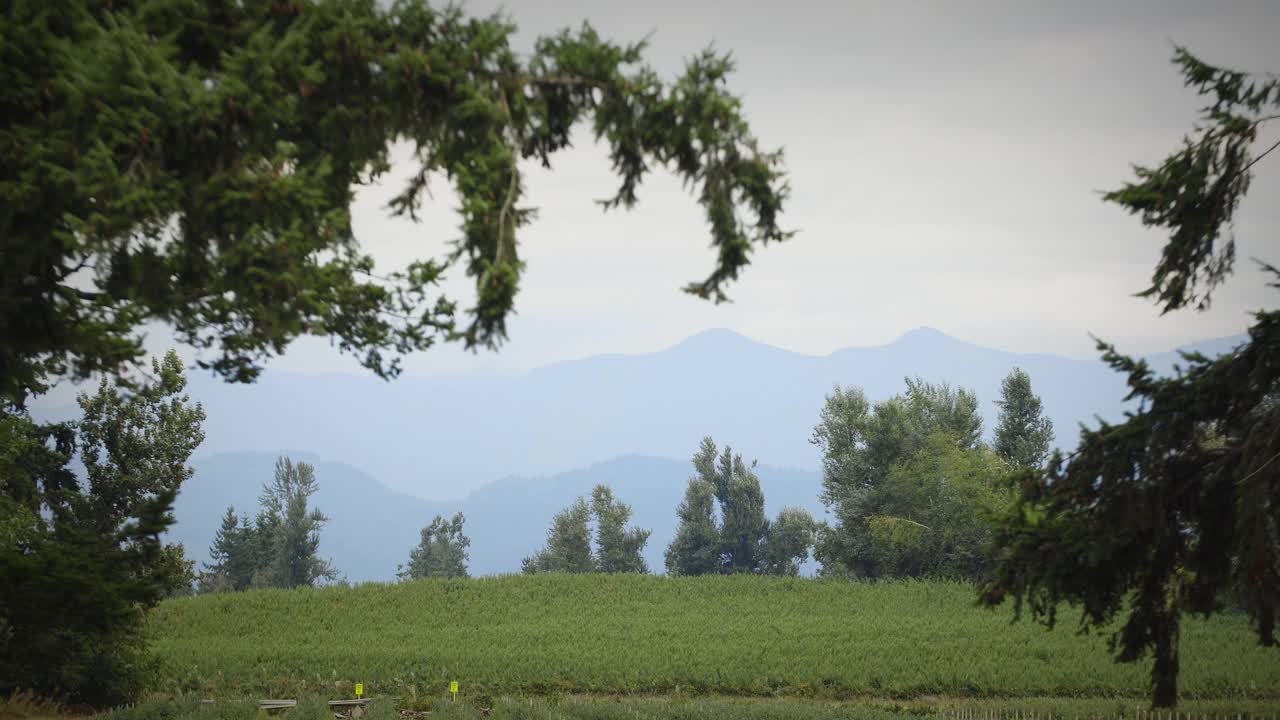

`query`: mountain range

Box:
[177,326,1242,497]
[37,326,1245,500]
[32,326,1245,581]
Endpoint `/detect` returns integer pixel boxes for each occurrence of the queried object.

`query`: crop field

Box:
[144,575,1280,705]
[94,696,1280,720]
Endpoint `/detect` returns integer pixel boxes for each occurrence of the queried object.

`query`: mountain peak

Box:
[891,326,957,346]
[668,327,759,352]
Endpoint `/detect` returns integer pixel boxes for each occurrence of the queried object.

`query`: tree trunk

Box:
[1151,617,1180,708]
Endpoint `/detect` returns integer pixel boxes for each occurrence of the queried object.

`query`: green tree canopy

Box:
[591,485,651,574]
[665,437,814,576]
[523,485,650,574]
[200,456,337,591]
[202,506,257,593]
[399,512,470,580]
[993,367,1054,468]
[262,458,336,589]
[0,0,790,409]
[982,48,1280,708]
[0,351,204,705]
[859,432,1011,579]
[810,378,983,577]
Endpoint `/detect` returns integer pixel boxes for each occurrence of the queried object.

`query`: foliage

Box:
[200,508,255,593]
[141,576,1280,701]
[158,543,198,598]
[983,48,1280,708]
[590,485,651,574]
[200,457,336,591]
[522,497,596,574]
[992,368,1054,468]
[523,485,649,574]
[858,433,1012,579]
[0,0,790,409]
[262,458,337,588]
[810,379,984,577]
[665,437,815,576]
[399,512,470,580]
[0,351,204,706]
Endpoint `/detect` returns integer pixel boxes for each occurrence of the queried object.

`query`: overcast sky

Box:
[156,1,1280,380]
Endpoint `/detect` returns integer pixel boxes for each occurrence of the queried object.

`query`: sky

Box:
[110,1,1280,383]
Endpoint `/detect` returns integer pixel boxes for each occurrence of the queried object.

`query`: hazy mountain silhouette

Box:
[147,327,1244,581]
[161,327,1241,499]
[34,327,1245,503]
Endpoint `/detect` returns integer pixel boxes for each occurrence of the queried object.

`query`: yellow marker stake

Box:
[450,681,458,701]
[355,683,363,699]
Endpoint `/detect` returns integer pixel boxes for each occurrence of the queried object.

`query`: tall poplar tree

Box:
[591,486,651,574]
[259,458,336,589]
[523,485,651,574]
[665,437,814,576]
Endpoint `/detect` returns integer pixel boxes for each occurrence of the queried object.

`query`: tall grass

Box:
[145,575,1280,701]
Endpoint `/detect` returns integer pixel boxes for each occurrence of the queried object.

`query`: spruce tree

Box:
[0,0,790,410]
[993,367,1054,468]
[202,506,255,593]
[982,49,1280,708]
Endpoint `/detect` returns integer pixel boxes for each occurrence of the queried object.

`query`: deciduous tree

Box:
[260,458,337,589]
[523,496,597,574]
[811,379,984,577]
[860,433,1010,579]
[0,351,204,705]
[591,486,650,574]
[399,512,470,580]
[665,437,814,575]
[524,485,651,574]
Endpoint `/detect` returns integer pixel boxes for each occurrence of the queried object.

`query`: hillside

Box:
[173,453,824,581]
[148,575,1280,702]
[33,328,1247,502]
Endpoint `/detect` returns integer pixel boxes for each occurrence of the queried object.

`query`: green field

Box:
[94,696,1280,720]
[144,575,1279,705]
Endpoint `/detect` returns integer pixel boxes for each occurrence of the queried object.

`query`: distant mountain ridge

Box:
[34,326,1246,501]
[36,326,1238,581]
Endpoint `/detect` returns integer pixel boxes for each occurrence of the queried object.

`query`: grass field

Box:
[143,575,1280,705]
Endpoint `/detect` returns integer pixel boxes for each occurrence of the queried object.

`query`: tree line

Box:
[2,0,1274,704]
[194,366,1053,587]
